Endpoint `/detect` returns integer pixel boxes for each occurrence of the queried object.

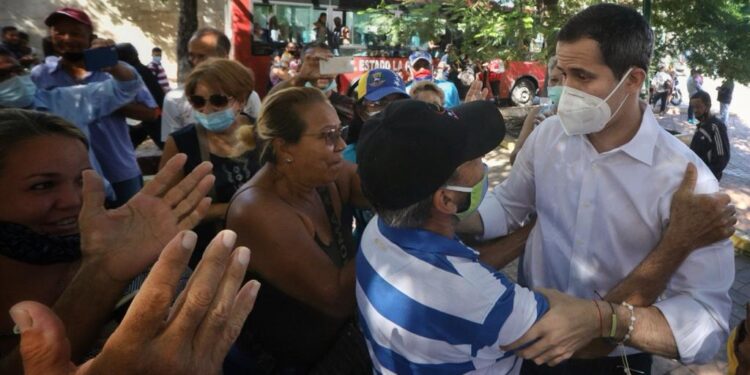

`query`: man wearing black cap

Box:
[355,100,609,374]
[32,7,158,206]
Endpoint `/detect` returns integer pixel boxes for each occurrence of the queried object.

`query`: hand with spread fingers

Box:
[464,74,490,103]
[78,153,214,283]
[13,230,261,375]
[501,288,602,367]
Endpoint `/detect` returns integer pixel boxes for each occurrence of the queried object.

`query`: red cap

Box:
[45,7,93,28]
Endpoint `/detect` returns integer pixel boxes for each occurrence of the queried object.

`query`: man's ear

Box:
[627,68,647,94]
[432,189,456,216]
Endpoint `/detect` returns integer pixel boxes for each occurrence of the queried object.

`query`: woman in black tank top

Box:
[225,87,372,374]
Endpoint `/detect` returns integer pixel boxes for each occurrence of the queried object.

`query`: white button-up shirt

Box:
[478,105,733,364]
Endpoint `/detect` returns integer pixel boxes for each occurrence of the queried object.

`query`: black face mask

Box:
[0,221,81,265]
[62,51,85,62]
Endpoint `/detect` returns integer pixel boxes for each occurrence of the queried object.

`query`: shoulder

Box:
[653,128,719,193]
[164,89,186,102]
[172,123,197,138]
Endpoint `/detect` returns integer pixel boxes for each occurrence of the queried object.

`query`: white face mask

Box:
[557,67,633,136]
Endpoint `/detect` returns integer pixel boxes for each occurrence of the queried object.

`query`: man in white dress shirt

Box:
[462,4,736,374]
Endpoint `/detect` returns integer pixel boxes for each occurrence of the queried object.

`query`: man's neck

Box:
[60,58,88,80]
[422,214,457,239]
[587,98,644,153]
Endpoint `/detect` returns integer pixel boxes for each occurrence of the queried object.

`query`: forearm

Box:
[52,260,128,362]
[475,219,534,269]
[625,306,678,358]
[117,103,159,121]
[604,234,691,306]
[109,62,136,81]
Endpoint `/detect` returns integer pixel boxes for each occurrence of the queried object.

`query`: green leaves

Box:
[358,0,750,83]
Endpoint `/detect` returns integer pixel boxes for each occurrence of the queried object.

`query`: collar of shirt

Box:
[376,217,477,259]
[614,102,659,166]
[44,55,96,82]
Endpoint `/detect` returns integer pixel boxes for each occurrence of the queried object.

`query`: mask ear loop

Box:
[601,67,635,123]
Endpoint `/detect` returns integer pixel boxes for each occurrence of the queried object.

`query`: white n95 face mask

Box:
[557,67,633,136]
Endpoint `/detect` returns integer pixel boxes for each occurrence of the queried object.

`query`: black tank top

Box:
[232,185,355,367]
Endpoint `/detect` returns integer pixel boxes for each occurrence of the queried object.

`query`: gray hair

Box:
[375,170,461,229]
[190,27,231,57]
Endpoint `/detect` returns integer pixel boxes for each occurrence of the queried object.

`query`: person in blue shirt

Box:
[32,7,158,207]
[405,50,460,108]
[355,99,611,374]
[0,44,145,200]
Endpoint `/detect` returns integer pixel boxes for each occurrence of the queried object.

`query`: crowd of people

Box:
[0,3,745,375]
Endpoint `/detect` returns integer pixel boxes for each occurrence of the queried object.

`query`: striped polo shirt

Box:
[356,217,549,375]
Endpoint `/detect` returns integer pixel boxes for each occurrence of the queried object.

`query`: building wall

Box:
[0,0,229,82]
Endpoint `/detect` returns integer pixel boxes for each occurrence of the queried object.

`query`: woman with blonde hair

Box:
[160,58,261,267]
[225,86,371,373]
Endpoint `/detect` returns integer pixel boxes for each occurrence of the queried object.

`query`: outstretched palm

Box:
[77,154,214,282]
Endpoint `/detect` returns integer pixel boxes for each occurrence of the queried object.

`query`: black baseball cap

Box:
[357,100,505,210]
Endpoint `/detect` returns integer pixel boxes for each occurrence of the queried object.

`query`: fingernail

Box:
[222,230,237,248]
[237,247,250,266]
[182,231,197,250]
[9,306,32,333]
[249,280,261,297]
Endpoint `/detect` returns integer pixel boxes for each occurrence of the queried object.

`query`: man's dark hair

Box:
[691,91,712,108]
[17,31,29,41]
[152,47,162,53]
[557,4,653,79]
[2,26,18,34]
[191,27,231,56]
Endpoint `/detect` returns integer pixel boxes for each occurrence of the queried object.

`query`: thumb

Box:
[12,301,74,375]
[677,163,697,196]
[80,169,106,221]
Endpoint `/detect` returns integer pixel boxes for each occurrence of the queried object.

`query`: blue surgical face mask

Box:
[0,74,36,108]
[305,79,338,94]
[193,108,236,132]
[152,56,162,63]
[547,85,562,106]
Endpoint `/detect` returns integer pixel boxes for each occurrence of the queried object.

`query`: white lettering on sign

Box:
[355,59,406,73]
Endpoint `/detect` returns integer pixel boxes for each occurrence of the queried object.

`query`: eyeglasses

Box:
[363,97,399,109]
[188,94,230,109]
[0,65,27,82]
[302,125,347,146]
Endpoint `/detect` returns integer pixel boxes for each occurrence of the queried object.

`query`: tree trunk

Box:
[177,0,198,82]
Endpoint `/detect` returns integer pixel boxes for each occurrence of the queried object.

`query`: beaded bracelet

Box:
[619,302,636,344]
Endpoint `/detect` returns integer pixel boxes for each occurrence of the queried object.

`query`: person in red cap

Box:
[32,7,159,207]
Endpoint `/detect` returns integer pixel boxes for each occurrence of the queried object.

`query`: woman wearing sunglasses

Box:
[224,87,371,374]
[159,58,260,267]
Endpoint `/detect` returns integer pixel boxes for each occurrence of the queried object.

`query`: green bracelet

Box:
[608,301,617,338]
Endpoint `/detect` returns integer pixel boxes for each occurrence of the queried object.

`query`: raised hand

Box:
[13,230,260,375]
[78,153,214,283]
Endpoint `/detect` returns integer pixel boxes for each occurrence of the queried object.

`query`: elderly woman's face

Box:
[0,135,89,235]
[188,81,241,115]
[287,101,345,184]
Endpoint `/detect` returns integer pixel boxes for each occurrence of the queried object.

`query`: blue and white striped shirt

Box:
[356,218,548,375]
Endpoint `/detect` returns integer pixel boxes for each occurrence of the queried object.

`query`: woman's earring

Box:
[285,158,293,163]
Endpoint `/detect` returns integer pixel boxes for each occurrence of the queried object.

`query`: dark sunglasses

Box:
[188,94,230,109]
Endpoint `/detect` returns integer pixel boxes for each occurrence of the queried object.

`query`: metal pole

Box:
[643,0,652,24]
